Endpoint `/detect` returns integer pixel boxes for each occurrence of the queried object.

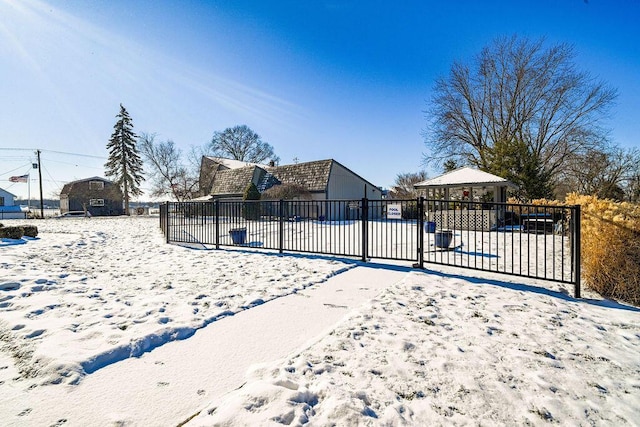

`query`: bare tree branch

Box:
[137,133,199,201]
[424,35,617,199]
[210,125,279,164]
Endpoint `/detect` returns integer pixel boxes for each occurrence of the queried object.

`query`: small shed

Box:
[414,167,517,230]
[60,177,124,216]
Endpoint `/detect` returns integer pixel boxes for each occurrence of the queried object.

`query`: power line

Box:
[46,158,104,169]
[0,148,106,160]
[44,149,106,160]
[1,163,32,176]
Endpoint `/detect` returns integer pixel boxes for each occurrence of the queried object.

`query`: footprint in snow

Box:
[24,329,46,339]
[17,408,32,416]
[0,282,20,291]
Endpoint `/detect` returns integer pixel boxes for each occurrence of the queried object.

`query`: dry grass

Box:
[566,194,640,306]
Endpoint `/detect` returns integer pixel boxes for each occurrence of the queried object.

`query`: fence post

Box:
[165,202,170,244]
[279,199,284,254]
[361,198,368,262]
[215,200,220,250]
[415,197,425,269]
[573,204,581,298]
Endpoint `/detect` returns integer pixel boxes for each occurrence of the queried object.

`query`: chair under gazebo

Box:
[414,167,517,231]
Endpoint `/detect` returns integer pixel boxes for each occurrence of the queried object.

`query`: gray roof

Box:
[267,160,333,192]
[210,166,261,195]
[205,158,377,197]
[60,177,115,195]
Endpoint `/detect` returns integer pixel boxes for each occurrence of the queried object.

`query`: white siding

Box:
[0,188,16,206]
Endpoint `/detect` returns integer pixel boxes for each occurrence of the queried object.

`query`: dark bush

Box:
[23,226,38,238]
[243,183,261,220]
[0,226,24,239]
[401,201,419,220]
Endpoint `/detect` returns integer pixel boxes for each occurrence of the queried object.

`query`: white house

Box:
[0,188,27,219]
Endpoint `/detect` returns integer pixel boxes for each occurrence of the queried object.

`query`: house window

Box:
[90,199,105,207]
[89,181,104,190]
[0,197,4,206]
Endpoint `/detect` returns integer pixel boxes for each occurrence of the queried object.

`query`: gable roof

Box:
[414,167,517,188]
[0,187,17,198]
[267,159,333,192]
[204,158,379,197]
[210,166,261,196]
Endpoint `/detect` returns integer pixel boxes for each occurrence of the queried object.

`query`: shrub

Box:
[0,226,24,239]
[23,226,38,238]
[566,194,640,306]
[401,201,419,220]
[261,183,311,200]
[242,183,261,220]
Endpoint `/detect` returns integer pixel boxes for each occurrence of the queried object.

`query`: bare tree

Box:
[424,35,617,199]
[137,133,199,201]
[559,146,640,201]
[210,125,279,164]
[388,171,428,199]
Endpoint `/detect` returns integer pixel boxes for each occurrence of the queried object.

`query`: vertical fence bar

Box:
[361,198,368,262]
[279,199,284,253]
[165,202,170,244]
[573,205,581,298]
[214,200,220,249]
[417,197,424,269]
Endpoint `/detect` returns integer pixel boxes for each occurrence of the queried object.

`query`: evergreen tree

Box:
[242,182,261,220]
[105,104,144,214]
[443,160,458,173]
[486,138,553,201]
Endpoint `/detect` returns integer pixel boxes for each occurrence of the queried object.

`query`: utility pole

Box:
[36,149,44,218]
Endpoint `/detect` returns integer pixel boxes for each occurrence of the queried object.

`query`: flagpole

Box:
[37,149,44,219]
[28,173,31,212]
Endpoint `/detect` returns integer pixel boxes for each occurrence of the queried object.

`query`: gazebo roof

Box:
[414,167,516,189]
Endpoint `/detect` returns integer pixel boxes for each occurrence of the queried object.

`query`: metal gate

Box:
[160,198,580,296]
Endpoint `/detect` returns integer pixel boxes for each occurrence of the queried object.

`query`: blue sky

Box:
[1,0,639,201]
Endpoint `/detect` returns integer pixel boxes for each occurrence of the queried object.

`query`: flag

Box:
[9,174,29,183]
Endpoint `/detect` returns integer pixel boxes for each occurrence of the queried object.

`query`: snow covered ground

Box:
[1,216,639,426]
[0,217,349,387]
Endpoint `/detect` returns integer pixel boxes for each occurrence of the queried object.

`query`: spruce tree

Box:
[242,182,261,220]
[105,104,144,215]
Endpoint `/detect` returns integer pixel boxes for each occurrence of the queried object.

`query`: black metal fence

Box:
[160,198,581,297]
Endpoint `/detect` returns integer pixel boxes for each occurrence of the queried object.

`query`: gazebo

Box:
[414,167,517,230]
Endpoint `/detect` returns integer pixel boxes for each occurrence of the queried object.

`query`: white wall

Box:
[326,162,382,201]
[0,188,16,206]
